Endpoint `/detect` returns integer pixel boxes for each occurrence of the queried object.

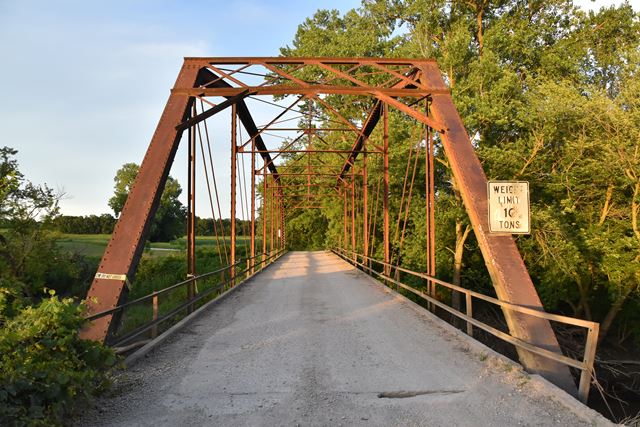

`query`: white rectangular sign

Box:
[487,181,530,234]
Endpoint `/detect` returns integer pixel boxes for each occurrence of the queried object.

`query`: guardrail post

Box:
[465,292,473,336]
[351,171,356,261]
[151,293,158,339]
[186,274,195,313]
[343,184,348,251]
[394,266,400,291]
[578,323,599,403]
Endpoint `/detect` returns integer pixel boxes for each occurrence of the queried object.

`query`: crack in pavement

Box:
[377,390,466,399]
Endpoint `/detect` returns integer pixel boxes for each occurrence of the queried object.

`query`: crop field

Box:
[55,234,253,259]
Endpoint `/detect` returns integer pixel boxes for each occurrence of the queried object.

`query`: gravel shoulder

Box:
[76,251,613,427]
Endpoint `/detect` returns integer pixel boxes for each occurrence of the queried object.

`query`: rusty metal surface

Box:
[230,105,237,281]
[383,103,390,275]
[250,135,256,273]
[187,106,196,309]
[197,68,280,179]
[184,56,438,64]
[175,90,251,131]
[262,161,267,263]
[337,102,382,183]
[362,147,368,260]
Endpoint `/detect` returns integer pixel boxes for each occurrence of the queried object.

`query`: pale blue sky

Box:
[1,0,637,217]
[0,0,362,217]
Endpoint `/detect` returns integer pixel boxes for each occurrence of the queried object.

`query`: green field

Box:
[55,233,253,259]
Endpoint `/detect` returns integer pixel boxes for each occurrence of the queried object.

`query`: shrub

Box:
[0,292,116,426]
[0,283,23,324]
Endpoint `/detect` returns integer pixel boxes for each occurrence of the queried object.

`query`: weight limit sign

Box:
[487,181,530,234]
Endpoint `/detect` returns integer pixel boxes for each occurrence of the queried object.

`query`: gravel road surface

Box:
[77,251,610,426]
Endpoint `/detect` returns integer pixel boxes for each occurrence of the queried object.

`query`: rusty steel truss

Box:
[81,57,577,394]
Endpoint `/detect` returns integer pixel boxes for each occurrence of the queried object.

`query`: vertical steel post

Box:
[278,196,282,250]
[351,170,356,260]
[186,109,196,312]
[270,177,275,255]
[362,144,369,266]
[383,103,390,276]
[362,141,368,267]
[428,106,436,279]
[343,185,348,250]
[230,105,237,285]
[151,293,158,339]
[250,137,256,274]
[279,190,284,250]
[262,168,267,263]
[281,185,286,249]
[307,102,312,210]
[275,186,279,251]
[465,292,473,336]
[426,101,436,305]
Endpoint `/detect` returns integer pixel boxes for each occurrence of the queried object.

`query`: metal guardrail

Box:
[85,249,286,348]
[332,247,598,404]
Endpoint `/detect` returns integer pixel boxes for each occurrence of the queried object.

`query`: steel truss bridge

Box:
[80,57,599,405]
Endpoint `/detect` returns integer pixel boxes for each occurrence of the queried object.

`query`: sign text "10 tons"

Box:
[487,181,530,234]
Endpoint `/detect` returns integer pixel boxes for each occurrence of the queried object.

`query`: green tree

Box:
[0,147,82,299]
[108,163,185,242]
[286,209,328,250]
[0,147,22,217]
[51,214,116,234]
[503,77,640,342]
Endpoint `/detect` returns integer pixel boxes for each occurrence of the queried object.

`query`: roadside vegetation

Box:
[0,147,116,426]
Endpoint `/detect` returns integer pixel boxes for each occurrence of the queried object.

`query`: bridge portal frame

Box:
[81,57,576,394]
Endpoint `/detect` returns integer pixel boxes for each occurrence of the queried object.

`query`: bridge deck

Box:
[79,251,605,426]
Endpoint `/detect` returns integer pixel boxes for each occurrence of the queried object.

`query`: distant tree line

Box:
[50,214,116,234]
[194,217,251,237]
[47,213,251,238]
